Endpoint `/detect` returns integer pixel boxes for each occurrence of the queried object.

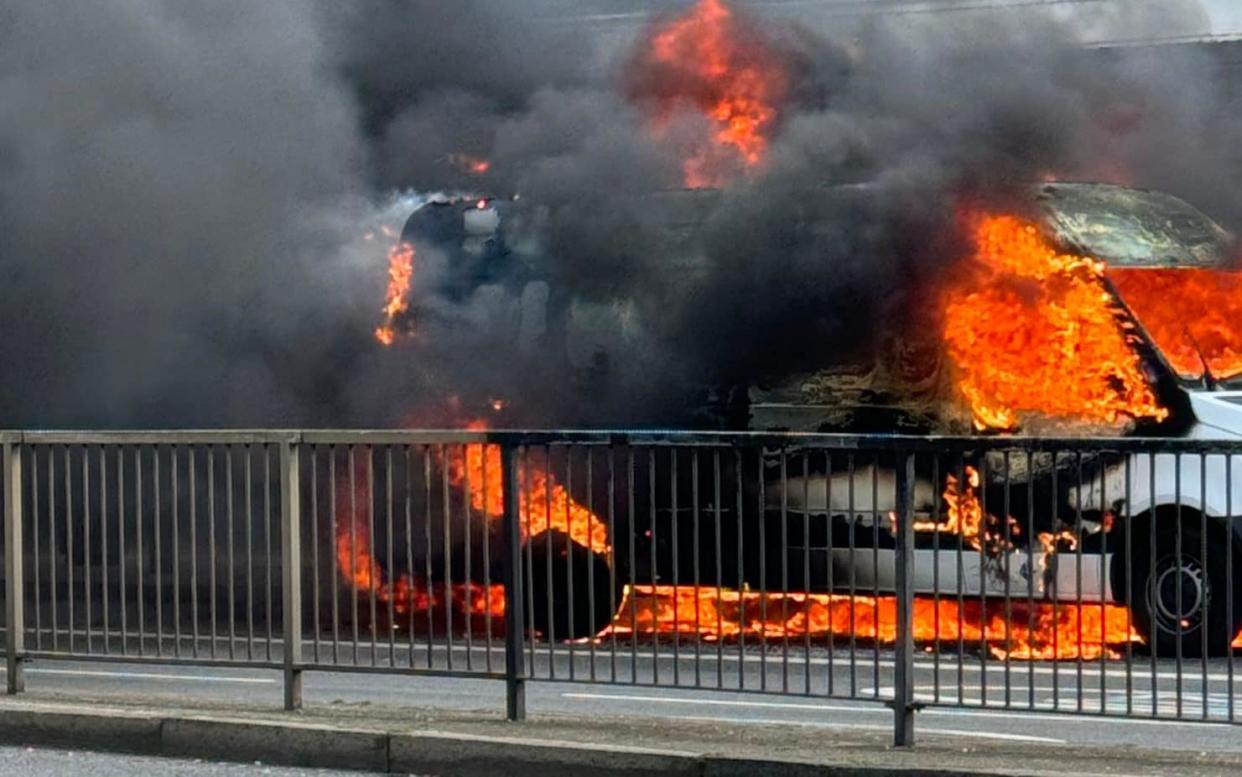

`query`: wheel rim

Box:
[1146,553,1210,637]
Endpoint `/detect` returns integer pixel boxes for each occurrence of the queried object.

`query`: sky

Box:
[1207,0,1242,34]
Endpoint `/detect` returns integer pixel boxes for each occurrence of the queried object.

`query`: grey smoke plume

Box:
[0,1,1237,428]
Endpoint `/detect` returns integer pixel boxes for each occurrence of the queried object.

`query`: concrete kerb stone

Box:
[702,758,1021,777]
[162,716,389,772]
[0,705,163,755]
[0,701,1052,777]
[388,730,702,777]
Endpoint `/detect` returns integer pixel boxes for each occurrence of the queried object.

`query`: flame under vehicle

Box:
[395,182,1242,655]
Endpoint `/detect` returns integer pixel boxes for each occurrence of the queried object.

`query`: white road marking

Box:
[0,666,275,684]
[562,691,1240,729]
[562,691,885,714]
[631,712,1066,743]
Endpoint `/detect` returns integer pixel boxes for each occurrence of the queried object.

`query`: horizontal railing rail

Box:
[1,430,1238,745]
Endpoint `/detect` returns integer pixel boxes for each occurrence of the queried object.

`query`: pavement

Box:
[0,745,365,777]
[0,642,1240,775]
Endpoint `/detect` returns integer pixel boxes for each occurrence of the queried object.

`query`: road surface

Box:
[2,637,1238,754]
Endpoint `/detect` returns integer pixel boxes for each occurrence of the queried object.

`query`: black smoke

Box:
[0,0,1235,428]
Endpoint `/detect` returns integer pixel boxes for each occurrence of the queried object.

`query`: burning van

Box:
[388,182,1242,655]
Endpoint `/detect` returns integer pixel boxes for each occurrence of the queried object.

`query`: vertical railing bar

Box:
[117,447,127,656]
[330,447,340,664]
[780,448,790,695]
[1175,454,1183,719]
[4,440,25,693]
[1099,451,1109,715]
[264,446,273,663]
[955,455,966,706]
[501,443,526,721]
[692,448,701,688]
[348,446,359,665]
[208,446,216,660]
[629,449,638,685]
[368,448,378,667]
[521,448,536,676]
[608,445,619,684]
[670,448,679,686]
[1149,452,1159,717]
[482,441,493,674]
[246,446,256,662]
[735,448,745,691]
[442,444,454,671]
[49,447,59,654]
[565,446,575,681]
[847,452,856,697]
[757,448,767,693]
[1200,452,1209,720]
[1025,450,1036,710]
[310,445,320,665]
[1075,451,1084,713]
[404,446,416,669]
[713,448,724,691]
[648,448,657,686]
[1227,454,1235,724]
[280,441,303,710]
[1002,450,1012,708]
[226,447,236,661]
[135,447,144,657]
[802,452,811,696]
[66,447,75,655]
[825,451,835,697]
[870,453,880,700]
[100,446,109,655]
[154,447,162,658]
[32,446,41,653]
[189,446,198,659]
[893,451,916,747]
[1124,453,1134,717]
[586,447,596,683]
[1051,452,1062,709]
[932,454,941,705]
[539,446,553,676]
[171,446,180,659]
[461,444,473,672]
[386,447,396,668]
[979,453,989,706]
[423,446,434,670]
[84,446,92,655]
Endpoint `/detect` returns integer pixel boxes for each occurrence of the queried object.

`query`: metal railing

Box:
[1,430,1240,745]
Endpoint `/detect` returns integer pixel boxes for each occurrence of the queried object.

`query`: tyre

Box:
[1125,522,1242,658]
[526,530,617,641]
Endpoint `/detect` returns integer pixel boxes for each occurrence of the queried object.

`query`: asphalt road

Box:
[0,744,379,776]
[2,637,1239,755]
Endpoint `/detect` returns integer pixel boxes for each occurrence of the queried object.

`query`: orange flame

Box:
[904,465,1022,559]
[448,152,491,176]
[1108,268,1242,382]
[601,585,1138,660]
[333,426,610,630]
[374,241,415,346]
[631,0,788,188]
[941,214,1167,431]
[446,421,611,556]
[333,465,507,630]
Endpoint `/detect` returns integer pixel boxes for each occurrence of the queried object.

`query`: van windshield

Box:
[1109,267,1242,384]
[1037,183,1234,268]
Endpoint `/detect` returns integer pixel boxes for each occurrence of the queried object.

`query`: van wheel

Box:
[526,530,617,641]
[1125,523,1242,658]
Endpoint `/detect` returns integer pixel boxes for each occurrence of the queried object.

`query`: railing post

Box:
[893,451,916,746]
[4,437,24,694]
[280,440,303,710]
[500,442,526,721]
